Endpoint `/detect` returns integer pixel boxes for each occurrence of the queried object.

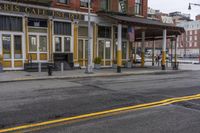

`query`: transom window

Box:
[57,0,70,4]
[135,0,142,15]
[98,26,111,38]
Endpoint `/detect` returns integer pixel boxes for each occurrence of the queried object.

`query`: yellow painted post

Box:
[73,23,78,64]
[141,31,145,67]
[48,19,53,62]
[162,29,167,70]
[152,40,155,66]
[117,24,122,73]
[25,17,29,62]
[134,42,137,64]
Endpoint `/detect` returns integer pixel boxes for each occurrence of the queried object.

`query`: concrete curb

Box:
[0,70,189,83]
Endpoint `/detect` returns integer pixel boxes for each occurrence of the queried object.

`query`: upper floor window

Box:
[57,0,70,4]
[135,0,142,15]
[80,0,91,8]
[100,0,109,11]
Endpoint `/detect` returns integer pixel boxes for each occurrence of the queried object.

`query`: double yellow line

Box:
[1,93,200,133]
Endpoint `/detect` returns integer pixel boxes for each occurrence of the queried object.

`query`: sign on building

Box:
[161,16,174,24]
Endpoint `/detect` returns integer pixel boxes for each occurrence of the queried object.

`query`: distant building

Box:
[169,11,192,24]
[177,20,200,57]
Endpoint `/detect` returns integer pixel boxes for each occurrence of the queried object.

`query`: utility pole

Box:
[85,0,93,73]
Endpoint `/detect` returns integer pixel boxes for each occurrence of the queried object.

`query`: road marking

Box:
[1,94,200,133]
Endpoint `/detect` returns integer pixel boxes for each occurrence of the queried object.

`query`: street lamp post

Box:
[85,0,93,73]
[188,2,200,63]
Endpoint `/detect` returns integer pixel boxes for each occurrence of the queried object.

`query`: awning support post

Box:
[117,24,122,73]
[141,31,145,67]
[162,29,167,70]
[152,40,155,66]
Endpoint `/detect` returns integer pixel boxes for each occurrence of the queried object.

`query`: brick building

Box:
[0,0,183,71]
[177,20,200,57]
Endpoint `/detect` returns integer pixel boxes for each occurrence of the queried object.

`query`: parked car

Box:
[132,54,141,63]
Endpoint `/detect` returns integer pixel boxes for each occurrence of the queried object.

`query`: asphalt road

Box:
[0,70,200,132]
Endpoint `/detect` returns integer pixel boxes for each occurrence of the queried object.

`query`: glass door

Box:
[2,34,23,69]
[98,39,112,66]
[29,34,47,62]
[78,38,88,67]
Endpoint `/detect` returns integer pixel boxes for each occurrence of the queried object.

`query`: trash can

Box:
[47,64,53,76]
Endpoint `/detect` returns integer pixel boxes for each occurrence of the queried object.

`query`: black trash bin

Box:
[47,64,53,76]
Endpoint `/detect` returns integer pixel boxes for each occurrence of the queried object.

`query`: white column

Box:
[85,0,93,73]
[117,24,122,73]
[162,29,167,70]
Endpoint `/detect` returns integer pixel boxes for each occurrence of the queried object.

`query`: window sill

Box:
[80,7,93,10]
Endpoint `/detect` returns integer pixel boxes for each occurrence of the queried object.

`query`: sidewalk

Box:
[0,65,184,83]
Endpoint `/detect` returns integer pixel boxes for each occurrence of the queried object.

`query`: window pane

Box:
[39,36,47,52]
[55,37,62,52]
[2,35,11,59]
[122,42,127,59]
[29,35,37,52]
[0,15,22,32]
[58,0,69,4]
[14,35,22,59]
[100,0,109,10]
[78,40,84,59]
[54,21,71,36]
[85,40,88,59]
[98,40,104,59]
[78,26,88,37]
[64,37,71,52]
[105,41,111,59]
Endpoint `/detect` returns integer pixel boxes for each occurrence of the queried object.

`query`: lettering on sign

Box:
[0,3,84,20]
[161,16,174,24]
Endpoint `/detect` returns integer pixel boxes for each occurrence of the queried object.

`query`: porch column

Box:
[48,18,53,62]
[117,24,122,73]
[161,29,167,70]
[175,36,178,64]
[141,31,145,67]
[152,40,155,66]
[134,42,137,64]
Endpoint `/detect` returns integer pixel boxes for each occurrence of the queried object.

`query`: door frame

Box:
[28,32,48,63]
[78,38,88,67]
[0,31,25,70]
[97,38,113,67]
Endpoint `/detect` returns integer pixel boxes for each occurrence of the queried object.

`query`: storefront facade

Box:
[0,0,184,71]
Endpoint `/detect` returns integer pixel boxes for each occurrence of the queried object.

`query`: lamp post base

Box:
[117,66,121,73]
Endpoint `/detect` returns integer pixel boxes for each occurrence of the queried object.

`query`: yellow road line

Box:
[1,94,200,133]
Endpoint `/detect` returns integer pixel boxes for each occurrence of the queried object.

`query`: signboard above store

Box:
[0,3,84,21]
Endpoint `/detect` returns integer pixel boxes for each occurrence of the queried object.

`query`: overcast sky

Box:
[148,0,200,20]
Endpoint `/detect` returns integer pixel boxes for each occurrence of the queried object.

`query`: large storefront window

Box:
[2,35,11,59]
[54,21,71,53]
[0,15,22,32]
[114,27,128,39]
[14,35,22,59]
